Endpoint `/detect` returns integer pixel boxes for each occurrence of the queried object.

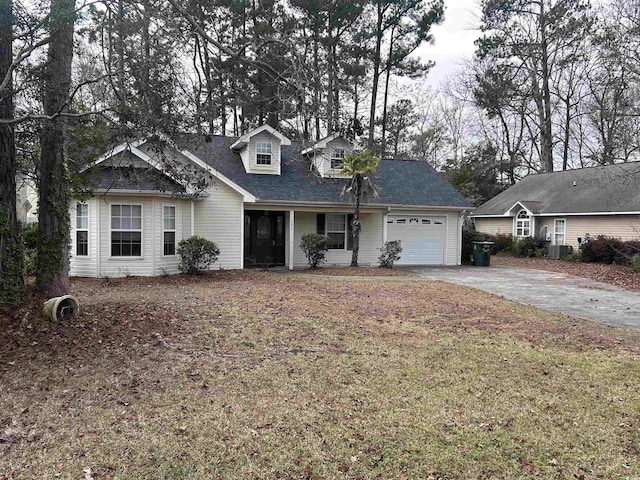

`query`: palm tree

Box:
[340,150,380,267]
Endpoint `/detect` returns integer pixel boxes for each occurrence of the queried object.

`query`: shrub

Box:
[177,236,220,274]
[378,240,403,268]
[461,228,485,264]
[300,233,328,269]
[513,237,547,258]
[631,253,640,272]
[580,235,624,264]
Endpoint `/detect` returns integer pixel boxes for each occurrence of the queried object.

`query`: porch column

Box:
[289,210,295,270]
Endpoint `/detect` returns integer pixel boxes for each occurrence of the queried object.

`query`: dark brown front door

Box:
[244,211,285,267]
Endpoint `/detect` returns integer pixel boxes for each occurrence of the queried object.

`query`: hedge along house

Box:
[471,162,640,250]
[70,125,470,277]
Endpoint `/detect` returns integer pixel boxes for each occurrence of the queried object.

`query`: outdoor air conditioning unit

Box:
[548,245,573,260]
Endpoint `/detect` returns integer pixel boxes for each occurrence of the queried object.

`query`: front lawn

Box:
[2,272,640,479]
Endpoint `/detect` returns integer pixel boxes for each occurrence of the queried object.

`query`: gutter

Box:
[250,199,468,211]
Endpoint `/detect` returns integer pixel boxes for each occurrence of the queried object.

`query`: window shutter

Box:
[347,214,354,250]
[316,214,325,235]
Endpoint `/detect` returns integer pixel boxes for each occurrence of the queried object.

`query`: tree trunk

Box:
[380,26,395,158]
[350,175,361,267]
[0,0,25,304]
[368,4,384,148]
[539,0,554,172]
[36,0,75,297]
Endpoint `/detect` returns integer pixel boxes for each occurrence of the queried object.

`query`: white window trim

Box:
[326,213,348,250]
[109,203,143,259]
[330,148,345,170]
[162,204,177,257]
[256,141,272,165]
[75,202,89,257]
[514,210,531,237]
[554,218,566,245]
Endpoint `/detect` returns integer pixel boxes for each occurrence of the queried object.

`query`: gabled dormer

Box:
[301,134,355,178]
[230,125,291,175]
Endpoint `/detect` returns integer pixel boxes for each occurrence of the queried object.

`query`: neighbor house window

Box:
[76,203,88,256]
[163,205,176,256]
[111,204,142,257]
[554,219,566,245]
[256,142,272,165]
[326,214,347,249]
[330,148,345,169]
[515,210,530,237]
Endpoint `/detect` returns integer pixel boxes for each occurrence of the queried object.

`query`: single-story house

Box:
[472,161,640,249]
[70,125,470,277]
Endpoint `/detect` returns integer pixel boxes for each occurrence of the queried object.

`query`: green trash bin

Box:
[472,241,495,266]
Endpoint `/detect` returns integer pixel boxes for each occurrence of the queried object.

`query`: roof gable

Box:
[230,124,291,151]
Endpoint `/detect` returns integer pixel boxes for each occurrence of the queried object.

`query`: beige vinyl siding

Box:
[559,215,640,249]
[292,211,384,267]
[69,198,98,277]
[537,218,554,242]
[390,210,461,266]
[475,217,513,236]
[194,179,244,269]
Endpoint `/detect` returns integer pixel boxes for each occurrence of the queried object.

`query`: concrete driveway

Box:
[409,265,640,330]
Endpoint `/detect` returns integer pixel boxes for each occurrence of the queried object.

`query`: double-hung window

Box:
[111,204,142,257]
[326,214,347,249]
[330,148,345,169]
[515,210,531,237]
[256,142,272,165]
[163,205,176,256]
[554,219,566,245]
[76,203,88,256]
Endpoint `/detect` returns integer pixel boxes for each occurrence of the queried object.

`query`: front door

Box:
[244,211,285,267]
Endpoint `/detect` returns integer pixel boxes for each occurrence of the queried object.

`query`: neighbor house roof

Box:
[473,162,640,216]
[184,135,469,209]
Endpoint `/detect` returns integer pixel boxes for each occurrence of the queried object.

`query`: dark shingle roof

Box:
[96,167,184,193]
[187,135,469,208]
[473,162,640,216]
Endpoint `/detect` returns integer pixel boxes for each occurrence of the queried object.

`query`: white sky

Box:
[419,0,482,86]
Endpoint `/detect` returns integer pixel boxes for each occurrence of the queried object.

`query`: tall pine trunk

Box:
[0,0,25,304]
[36,0,75,297]
[368,4,384,148]
[350,175,361,267]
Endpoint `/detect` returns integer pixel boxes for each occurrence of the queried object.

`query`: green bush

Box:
[631,253,640,272]
[300,233,328,269]
[177,236,220,274]
[513,237,547,258]
[378,240,403,268]
[461,228,485,264]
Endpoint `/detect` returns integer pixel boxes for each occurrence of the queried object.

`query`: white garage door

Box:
[387,215,446,265]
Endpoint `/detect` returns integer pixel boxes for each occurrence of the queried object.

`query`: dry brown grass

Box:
[2,271,640,479]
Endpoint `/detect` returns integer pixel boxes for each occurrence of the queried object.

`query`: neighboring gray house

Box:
[472,162,640,249]
[69,125,470,277]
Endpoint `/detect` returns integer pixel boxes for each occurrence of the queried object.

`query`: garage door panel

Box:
[388,215,445,265]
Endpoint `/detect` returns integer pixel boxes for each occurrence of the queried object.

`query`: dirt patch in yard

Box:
[492,255,640,292]
[2,272,640,479]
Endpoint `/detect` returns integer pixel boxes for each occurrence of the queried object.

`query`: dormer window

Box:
[330,148,345,169]
[256,142,272,165]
